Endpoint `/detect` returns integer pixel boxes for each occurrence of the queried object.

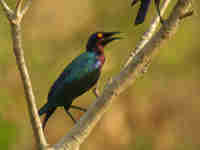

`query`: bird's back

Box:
[47,52,101,107]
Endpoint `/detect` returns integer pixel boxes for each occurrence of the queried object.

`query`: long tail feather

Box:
[135,0,151,25]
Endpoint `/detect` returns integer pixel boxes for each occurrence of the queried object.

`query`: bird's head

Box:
[86,32,121,53]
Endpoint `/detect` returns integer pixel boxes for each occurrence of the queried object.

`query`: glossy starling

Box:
[38,32,120,129]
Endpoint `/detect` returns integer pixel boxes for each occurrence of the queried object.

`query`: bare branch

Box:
[16,0,23,16]
[0,0,14,20]
[10,23,48,149]
[1,0,47,149]
[53,0,191,149]
[21,0,32,17]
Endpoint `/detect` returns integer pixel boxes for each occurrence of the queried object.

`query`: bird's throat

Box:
[96,43,104,54]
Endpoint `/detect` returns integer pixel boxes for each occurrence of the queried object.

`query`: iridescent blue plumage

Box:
[47,52,102,106]
[38,32,120,129]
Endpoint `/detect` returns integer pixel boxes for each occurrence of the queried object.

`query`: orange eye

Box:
[97,33,103,39]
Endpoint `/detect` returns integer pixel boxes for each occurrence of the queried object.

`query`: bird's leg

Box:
[64,106,77,124]
[93,87,100,98]
[70,105,87,112]
[67,111,77,124]
[93,82,100,98]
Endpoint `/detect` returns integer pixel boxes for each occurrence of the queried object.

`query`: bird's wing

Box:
[47,52,99,100]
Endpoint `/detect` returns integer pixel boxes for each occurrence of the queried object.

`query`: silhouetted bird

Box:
[131,0,163,25]
[38,32,120,129]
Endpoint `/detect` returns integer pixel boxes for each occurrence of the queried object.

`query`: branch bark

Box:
[53,0,192,150]
[0,0,47,149]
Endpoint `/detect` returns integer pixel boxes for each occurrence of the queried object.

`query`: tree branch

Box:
[0,0,47,149]
[10,23,48,149]
[0,0,14,20]
[16,0,23,16]
[21,0,32,18]
[53,0,192,149]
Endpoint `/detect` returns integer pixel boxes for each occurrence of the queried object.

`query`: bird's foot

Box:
[93,87,100,98]
[65,110,77,124]
[70,105,87,112]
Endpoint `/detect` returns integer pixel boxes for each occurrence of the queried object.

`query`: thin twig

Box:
[0,0,47,149]
[10,23,48,149]
[15,0,23,18]
[21,0,32,17]
[16,0,23,14]
[0,0,14,20]
[14,0,23,24]
[53,0,191,149]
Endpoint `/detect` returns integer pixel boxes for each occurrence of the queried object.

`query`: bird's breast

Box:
[94,55,105,69]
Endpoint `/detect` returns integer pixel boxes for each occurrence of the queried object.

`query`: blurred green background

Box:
[0,0,200,150]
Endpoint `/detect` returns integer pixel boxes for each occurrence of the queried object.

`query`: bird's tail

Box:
[38,103,50,116]
[134,0,151,25]
[38,103,57,129]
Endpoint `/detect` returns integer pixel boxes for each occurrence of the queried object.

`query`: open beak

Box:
[101,32,121,47]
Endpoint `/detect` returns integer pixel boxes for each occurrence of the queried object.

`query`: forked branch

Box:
[0,0,47,149]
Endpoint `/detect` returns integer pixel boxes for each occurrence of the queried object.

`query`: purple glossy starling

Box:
[131,0,163,25]
[38,32,120,129]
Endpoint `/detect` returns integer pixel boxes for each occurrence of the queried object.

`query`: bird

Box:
[38,32,121,129]
[131,0,164,25]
